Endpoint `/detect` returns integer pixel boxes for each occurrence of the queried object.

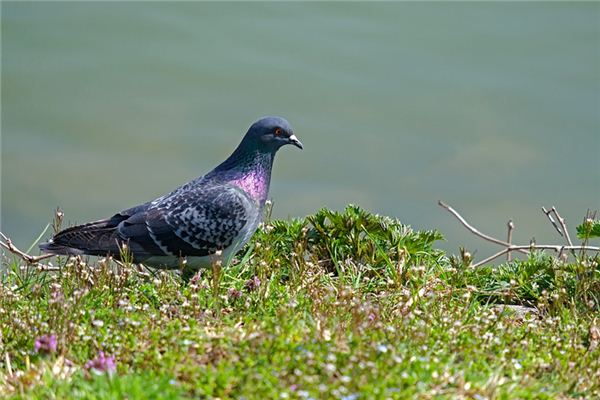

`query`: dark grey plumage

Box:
[39,116,302,269]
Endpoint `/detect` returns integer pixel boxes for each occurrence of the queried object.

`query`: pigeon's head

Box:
[244,116,303,152]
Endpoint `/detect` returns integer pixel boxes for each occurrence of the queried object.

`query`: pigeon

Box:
[39,116,303,269]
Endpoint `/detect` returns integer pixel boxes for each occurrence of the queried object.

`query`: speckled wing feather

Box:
[131,184,253,258]
[43,184,253,262]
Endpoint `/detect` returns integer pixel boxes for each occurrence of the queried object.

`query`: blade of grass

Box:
[26,224,50,254]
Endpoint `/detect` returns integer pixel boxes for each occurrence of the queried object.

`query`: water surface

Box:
[2,2,599,258]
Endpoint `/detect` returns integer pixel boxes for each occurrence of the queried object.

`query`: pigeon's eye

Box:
[274,128,282,136]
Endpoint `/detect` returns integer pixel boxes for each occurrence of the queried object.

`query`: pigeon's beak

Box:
[288,134,303,150]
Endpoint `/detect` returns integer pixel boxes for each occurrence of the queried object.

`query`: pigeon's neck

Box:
[212,148,275,204]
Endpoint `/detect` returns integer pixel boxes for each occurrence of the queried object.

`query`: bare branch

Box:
[505,244,597,252]
[542,206,574,247]
[471,244,600,268]
[438,201,529,255]
[506,220,514,261]
[551,207,573,247]
[473,248,511,268]
[439,201,600,268]
[0,232,54,264]
[542,206,563,236]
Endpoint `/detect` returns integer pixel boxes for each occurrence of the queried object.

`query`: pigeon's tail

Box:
[38,241,87,256]
[39,217,126,258]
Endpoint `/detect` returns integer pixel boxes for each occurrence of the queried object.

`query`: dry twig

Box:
[506,220,514,261]
[438,201,528,255]
[542,206,573,246]
[553,207,574,247]
[439,201,600,267]
[542,206,563,237]
[0,232,54,264]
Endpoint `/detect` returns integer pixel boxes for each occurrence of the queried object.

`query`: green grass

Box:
[1,205,599,399]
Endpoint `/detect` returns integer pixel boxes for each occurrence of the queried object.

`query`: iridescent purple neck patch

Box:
[231,170,270,203]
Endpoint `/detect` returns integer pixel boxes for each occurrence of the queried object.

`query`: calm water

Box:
[2,2,599,258]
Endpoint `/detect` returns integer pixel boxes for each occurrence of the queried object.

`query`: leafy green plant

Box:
[577,217,600,240]
[1,206,599,399]
[306,205,444,284]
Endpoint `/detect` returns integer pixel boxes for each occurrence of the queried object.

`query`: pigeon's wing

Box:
[118,184,252,258]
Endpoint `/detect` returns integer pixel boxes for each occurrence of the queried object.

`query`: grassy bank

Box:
[1,206,599,399]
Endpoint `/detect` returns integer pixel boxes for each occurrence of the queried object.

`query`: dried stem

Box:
[542,206,574,247]
[439,201,600,268]
[473,248,511,268]
[506,220,514,261]
[0,232,54,264]
[542,206,563,237]
[438,201,528,255]
[471,244,599,268]
[5,352,12,377]
[551,207,573,247]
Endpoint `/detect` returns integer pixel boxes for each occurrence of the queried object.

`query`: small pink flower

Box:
[85,351,116,375]
[34,334,57,353]
[245,276,261,291]
[227,288,242,300]
[189,271,203,286]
